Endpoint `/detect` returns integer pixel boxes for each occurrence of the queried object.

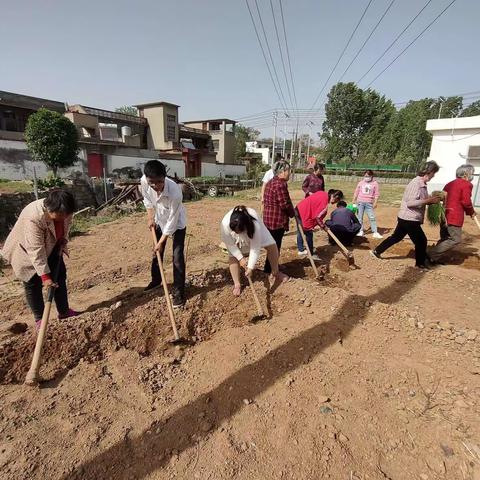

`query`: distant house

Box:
[426,115,480,207]
[0,91,245,180]
[183,119,237,165]
[245,140,283,165]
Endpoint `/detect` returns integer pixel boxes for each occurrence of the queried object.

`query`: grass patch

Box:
[0,179,34,194]
[233,179,406,206]
[70,213,123,237]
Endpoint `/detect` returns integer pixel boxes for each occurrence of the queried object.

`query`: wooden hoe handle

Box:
[247,275,264,317]
[150,228,180,340]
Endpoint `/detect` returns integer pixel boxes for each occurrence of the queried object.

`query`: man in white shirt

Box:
[140,160,187,307]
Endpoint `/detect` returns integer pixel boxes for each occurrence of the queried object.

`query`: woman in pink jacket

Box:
[352,170,382,239]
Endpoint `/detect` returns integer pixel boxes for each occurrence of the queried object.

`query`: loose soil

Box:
[0,189,479,480]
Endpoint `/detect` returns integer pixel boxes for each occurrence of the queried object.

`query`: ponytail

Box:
[229,206,256,239]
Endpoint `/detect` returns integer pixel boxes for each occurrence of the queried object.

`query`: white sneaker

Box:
[372,232,383,239]
[311,254,321,261]
[356,230,364,237]
[298,250,308,256]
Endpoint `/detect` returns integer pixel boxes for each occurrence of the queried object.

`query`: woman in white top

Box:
[221,206,288,296]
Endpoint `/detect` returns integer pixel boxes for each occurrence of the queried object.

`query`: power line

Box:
[310,0,374,110]
[270,0,294,109]
[279,0,298,109]
[337,0,397,83]
[245,0,288,111]
[253,0,289,110]
[366,0,458,87]
[357,0,433,84]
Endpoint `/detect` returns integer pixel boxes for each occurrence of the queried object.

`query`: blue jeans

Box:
[357,202,378,233]
[295,217,314,253]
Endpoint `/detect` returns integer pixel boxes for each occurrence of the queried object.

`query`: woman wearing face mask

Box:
[371,161,441,270]
[353,170,382,239]
[428,164,477,264]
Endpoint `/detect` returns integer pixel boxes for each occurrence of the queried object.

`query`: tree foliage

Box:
[322,82,478,170]
[25,109,79,176]
[460,100,480,117]
[115,105,139,116]
[235,124,260,163]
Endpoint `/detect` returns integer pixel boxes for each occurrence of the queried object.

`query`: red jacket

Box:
[443,178,475,227]
[296,191,329,231]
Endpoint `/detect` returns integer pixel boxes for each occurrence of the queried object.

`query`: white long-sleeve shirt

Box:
[140,175,186,235]
[220,207,275,270]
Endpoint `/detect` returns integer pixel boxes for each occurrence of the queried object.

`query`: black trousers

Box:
[151,225,186,296]
[328,224,361,246]
[375,217,427,267]
[264,228,285,273]
[23,249,69,321]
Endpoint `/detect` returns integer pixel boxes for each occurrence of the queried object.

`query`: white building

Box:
[426,115,480,206]
[245,140,283,165]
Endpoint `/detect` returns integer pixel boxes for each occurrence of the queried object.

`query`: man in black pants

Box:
[140,160,187,307]
[371,161,441,269]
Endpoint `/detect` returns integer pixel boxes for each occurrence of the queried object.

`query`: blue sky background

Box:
[2,0,478,136]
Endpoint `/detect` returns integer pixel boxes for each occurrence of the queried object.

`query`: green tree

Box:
[431,96,463,119]
[460,100,480,117]
[115,105,139,116]
[25,109,79,177]
[234,124,260,163]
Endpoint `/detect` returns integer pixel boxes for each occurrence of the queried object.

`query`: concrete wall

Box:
[140,104,179,150]
[201,163,246,177]
[0,181,97,239]
[0,139,84,180]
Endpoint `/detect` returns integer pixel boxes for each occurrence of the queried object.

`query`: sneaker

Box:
[356,230,364,237]
[172,292,185,309]
[370,250,381,259]
[144,281,161,292]
[372,232,383,239]
[58,308,80,320]
[298,250,308,256]
[311,254,321,261]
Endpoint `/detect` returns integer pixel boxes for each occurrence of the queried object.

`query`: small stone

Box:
[467,330,478,341]
[440,444,454,457]
[338,433,348,443]
[319,406,333,415]
[111,301,122,310]
[438,321,451,331]
[417,322,424,329]
[243,398,252,405]
[407,318,416,328]
[455,336,467,345]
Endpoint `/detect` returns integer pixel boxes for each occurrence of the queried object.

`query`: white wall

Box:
[201,162,246,177]
[108,154,185,178]
[426,116,480,195]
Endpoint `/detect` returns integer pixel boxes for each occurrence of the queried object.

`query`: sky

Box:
[1,0,479,137]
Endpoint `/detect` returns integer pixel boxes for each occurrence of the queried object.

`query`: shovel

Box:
[25,250,64,386]
[324,226,356,268]
[246,273,267,322]
[150,227,188,345]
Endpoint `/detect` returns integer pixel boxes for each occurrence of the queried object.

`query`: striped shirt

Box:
[398,176,428,223]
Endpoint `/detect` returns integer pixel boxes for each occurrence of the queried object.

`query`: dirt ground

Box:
[1,188,479,480]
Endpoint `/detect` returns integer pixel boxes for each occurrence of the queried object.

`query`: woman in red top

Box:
[429,164,477,263]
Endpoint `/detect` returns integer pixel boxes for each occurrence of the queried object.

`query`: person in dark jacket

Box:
[302,163,325,197]
[428,164,477,263]
[325,200,361,246]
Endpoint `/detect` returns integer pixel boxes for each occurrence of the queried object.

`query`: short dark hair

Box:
[417,160,439,177]
[314,163,325,172]
[337,200,347,208]
[144,160,166,178]
[44,189,76,215]
[328,189,344,201]
[365,169,374,176]
[229,206,256,239]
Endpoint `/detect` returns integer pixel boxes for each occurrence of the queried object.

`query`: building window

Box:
[212,140,220,152]
[209,122,221,131]
[166,114,176,141]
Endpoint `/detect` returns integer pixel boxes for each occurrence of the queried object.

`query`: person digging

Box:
[221,205,288,297]
[141,160,187,308]
[0,190,79,328]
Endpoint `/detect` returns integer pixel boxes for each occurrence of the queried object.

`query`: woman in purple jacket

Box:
[302,163,325,197]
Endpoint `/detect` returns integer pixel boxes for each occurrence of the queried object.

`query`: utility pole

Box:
[306,121,314,165]
[271,111,278,166]
[298,134,302,169]
[282,113,289,158]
